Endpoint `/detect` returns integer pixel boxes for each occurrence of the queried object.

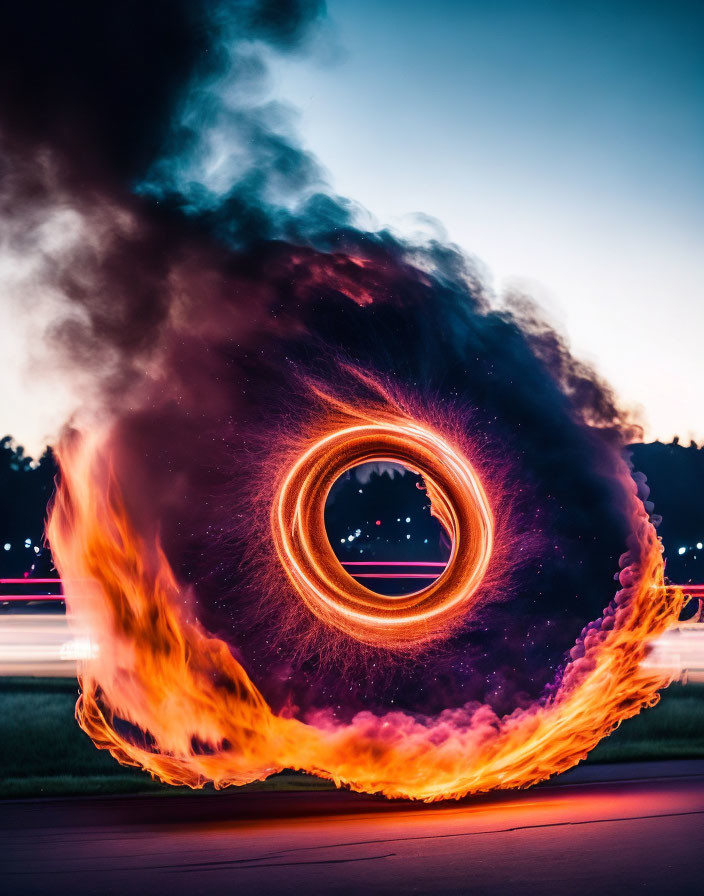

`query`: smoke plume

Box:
[1,1,649,720]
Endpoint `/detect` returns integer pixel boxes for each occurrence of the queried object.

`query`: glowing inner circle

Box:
[272,419,494,647]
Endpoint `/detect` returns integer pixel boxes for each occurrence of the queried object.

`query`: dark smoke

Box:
[1,2,646,719]
[0,1,324,180]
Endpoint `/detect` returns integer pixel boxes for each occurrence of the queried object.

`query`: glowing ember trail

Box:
[48,396,683,801]
[272,396,493,647]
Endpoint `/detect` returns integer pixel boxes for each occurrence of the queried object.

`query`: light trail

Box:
[340,562,448,567]
[5,577,702,593]
[0,578,62,584]
[0,615,97,676]
[273,399,494,648]
[5,578,702,597]
[348,573,441,579]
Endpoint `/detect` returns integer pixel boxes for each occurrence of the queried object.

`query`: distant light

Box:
[33,546,39,554]
[340,539,345,544]
[406,534,411,540]
[355,529,361,537]
[424,539,428,544]
[375,520,381,526]
[347,535,354,542]
[678,547,686,555]
[405,517,411,523]
[3,543,9,551]
[358,489,363,494]
[698,543,703,550]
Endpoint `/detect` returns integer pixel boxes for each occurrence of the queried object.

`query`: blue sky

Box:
[271,0,704,441]
[2,1,701,453]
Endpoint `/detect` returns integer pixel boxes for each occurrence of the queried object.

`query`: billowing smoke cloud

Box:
[1,1,647,719]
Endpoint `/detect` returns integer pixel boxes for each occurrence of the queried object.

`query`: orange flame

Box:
[48,402,683,801]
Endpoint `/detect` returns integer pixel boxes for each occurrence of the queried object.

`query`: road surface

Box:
[1,760,702,896]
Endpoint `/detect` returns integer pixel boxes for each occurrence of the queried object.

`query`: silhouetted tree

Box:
[0,437,57,577]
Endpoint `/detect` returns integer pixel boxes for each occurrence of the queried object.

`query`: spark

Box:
[271,399,493,647]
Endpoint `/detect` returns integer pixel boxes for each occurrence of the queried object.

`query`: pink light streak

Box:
[350,572,441,579]
[0,578,62,584]
[341,561,447,567]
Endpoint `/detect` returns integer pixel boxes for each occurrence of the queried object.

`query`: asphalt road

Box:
[2,760,703,896]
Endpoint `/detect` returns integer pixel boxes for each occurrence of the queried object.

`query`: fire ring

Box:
[272,418,494,647]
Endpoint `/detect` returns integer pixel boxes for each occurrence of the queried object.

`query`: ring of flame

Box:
[48,396,683,801]
[272,420,493,647]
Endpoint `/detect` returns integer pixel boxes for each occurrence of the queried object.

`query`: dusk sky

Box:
[272,0,703,443]
[2,0,702,453]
